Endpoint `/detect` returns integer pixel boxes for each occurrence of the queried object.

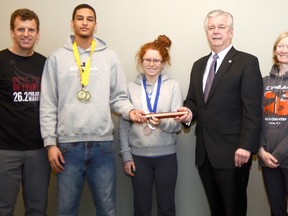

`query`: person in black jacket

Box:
[177,9,263,216]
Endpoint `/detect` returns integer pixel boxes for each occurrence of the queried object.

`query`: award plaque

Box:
[145,111,188,119]
[77,89,91,103]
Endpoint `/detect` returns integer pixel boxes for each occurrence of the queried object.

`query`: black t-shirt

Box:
[0,49,46,150]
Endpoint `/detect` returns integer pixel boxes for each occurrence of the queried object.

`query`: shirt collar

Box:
[211,44,233,60]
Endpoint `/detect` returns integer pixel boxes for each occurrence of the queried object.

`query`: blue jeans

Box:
[57,141,116,216]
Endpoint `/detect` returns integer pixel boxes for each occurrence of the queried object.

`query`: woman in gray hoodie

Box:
[119,35,183,216]
[258,32,288,216]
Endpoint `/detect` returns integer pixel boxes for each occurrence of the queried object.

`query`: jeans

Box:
[0,148,50,216]
[57,141,116,216]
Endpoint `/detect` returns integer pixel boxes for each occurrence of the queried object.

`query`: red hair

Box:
[136,35,172,70]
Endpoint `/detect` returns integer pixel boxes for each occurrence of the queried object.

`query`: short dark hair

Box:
[10,8,40,31]
[72,4,96,20]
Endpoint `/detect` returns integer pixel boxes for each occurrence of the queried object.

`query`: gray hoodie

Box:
[40,35,134,146]
[260,64,288,168]
[119,73,183,162]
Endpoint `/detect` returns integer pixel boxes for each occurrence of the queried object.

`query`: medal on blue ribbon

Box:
[142,75,162,135]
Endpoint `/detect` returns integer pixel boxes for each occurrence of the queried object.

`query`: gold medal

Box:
[77,89,91,103]
[73,40,96,103]
[143,124,152,136]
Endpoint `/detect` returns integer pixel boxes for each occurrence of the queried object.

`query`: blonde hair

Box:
[272,32,288,66]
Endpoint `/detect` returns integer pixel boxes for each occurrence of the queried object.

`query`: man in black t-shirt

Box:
[0,8,50,215]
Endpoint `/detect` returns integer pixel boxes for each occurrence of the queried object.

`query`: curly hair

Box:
[136,35,172,70]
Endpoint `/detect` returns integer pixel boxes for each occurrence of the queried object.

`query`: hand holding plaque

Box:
[144,111,188,119]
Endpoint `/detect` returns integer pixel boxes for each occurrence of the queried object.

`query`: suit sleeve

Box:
[239,56,263,153]
[184,63,198,123]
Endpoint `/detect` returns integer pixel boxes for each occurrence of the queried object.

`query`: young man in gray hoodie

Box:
[40,4,145,216]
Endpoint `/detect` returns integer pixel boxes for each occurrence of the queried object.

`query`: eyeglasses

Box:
[142,58,163,64]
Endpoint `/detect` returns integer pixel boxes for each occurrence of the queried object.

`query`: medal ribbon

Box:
[142,75,162,113]
[72,39,96,87]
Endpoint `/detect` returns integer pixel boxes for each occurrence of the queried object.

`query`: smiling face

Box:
[141,49,164,83]
[275,36,288,65]
[206,14,233,53]
[10,17,39,56]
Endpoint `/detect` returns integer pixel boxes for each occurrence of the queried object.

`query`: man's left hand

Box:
[234,148,251,167]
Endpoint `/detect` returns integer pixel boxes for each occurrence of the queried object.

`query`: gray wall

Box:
[0,0,287,215]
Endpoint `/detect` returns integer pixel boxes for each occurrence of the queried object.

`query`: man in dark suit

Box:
[177,10,263,216]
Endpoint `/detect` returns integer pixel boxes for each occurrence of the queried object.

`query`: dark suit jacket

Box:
[184,47,263,169]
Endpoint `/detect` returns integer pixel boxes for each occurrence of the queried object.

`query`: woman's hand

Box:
[123,160,136,176]
[258,146,279,168]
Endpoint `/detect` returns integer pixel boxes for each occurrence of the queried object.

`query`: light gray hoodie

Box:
[119,73,183,162]
[40,35,134,146]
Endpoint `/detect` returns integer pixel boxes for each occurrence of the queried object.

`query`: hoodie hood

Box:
[134,73,170,86]
[269,64,288,79]
[63,35,107,52]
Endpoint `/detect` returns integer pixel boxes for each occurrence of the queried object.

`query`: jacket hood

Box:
[134,73,170,86]
[63,35,107,52]
[269,64,288,79]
